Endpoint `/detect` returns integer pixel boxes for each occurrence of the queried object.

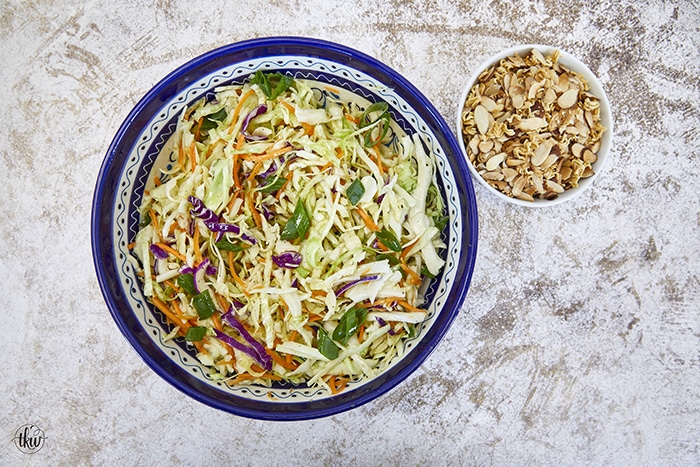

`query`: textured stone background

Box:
[1,0,698,465]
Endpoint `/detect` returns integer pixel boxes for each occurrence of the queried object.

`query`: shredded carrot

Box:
[189,140,197,173]
[247,160,263,183]
[127,241,136,250]
[279,100,295,114]
[308,314,323,322]
[228,251,250,297]
[301,122,315,136]
[153,176,162,187]
[396,299,426,313]
[148,209,163,242]
[235,133,245,150]
[355,206,380,232]
[371,144,384,175]
[311,290,327,298]
[227,88,256,134]
[193,116,203,141]
[232,154,241,189]
[324,85,340,94]
[275,173,291,200]
[151,296,188,329]
[345,113,360,124]
[328,375,349,394]
[400,260,422,286]
[247,190,263,230]
[153,242,187,263]
[193,227,202,264]
[163,279,180,291]
[288,330,299,343]
[358,323,365,343]
[267,349,298,371]
[335,147,344,158]
[239,145,293,161]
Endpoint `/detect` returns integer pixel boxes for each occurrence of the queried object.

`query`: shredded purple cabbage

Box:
[149,244,168,259]
[261,204,275,220]
[376,316,396,335]
[272,251,303,269]
[204,221,257,245]
[188,196,218,223]
[241,104,268,141]
[213,329,271,368]
[335,275,381,296]
[221,309,272,371]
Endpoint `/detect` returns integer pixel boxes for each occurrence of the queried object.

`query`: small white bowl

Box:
[456,44,613,207]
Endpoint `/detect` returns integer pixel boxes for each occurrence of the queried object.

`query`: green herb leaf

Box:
[346,178,365,205]
[376,252,400,266]
[250,70,294,100]
[199,108,228,132]
[185,326,208,342]
[258,175,287,194]
[280,198,310,241]
[421,264,437,279]
[215,239,245,253]
[376,228,402,252]
[176,273,197,295]
[332,307,368,345]
[317,326,339,360]
[434,214,449,232]
[407,323,416,338]
[192,290,216,319]
[359,102,391,147]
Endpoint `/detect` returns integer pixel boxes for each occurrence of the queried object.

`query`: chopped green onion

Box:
[199,108,227,131]
[215,239,245,252]
[332,307,368,345]
[346,178,365,205]
[317,326,339,360]
[376,228,402,252]
[280,198,311,241]
[176,273,197,295]
[258,175,288,194]
[250,70,294,100]
[192,290,216,319]
[360,102,390,147]
[185,326,208,342]
[377,252,400,266]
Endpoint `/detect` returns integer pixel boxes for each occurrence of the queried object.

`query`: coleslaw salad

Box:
[131,71,448,394]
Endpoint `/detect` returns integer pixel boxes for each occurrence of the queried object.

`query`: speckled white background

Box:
[1,0,698,465]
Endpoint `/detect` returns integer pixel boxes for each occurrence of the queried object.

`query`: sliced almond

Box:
[474,105,490,135]
[485,152,506,171]
[518,117,548,131]
[558,88,579,109]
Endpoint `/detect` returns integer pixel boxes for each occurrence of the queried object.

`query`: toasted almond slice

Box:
[571,143,585,158]
[583,149,598,164]
[486,152,507,171]
[518,117,548,131]
[531,142,550,166]
[558,88,579,109]
[474,105,491,135]
[479,140,495,153]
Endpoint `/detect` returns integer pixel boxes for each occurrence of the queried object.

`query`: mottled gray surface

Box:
[1,0,698,465]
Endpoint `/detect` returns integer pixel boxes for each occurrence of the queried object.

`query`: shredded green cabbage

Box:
[133,74,447,393]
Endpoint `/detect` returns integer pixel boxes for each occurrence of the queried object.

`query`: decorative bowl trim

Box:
[92,37,478,420]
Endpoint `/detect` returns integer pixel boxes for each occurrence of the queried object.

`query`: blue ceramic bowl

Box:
[91,37,478,420]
